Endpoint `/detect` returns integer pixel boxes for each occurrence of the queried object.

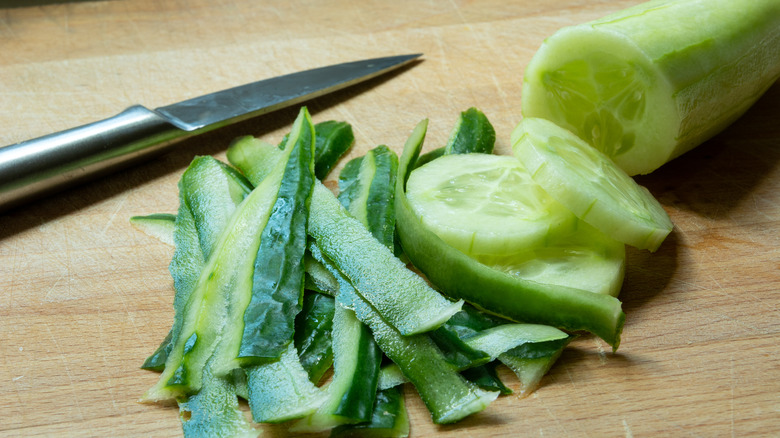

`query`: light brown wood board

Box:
[0,1,778,437]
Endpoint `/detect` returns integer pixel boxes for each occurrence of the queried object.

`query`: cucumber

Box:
[461,363,513,395]
[291,305,381,432]
[443,107,496,155]
[309,181,463,336]
[522,0,780,175]
[474,220,625,297]
[140,156,251,376]
[279,120,354,179]
[336,276,499,425]
[246,343,327,423]
[396,119,625,348]
[143,109,313,401]
[129,213,176,246]
[337,145,399,251]
[406,153,577,256]
[294,291,335,384]
[499,336,573,397]
[178,365,258,438]
[312,121,355,179]
[512,117,672,251]
[235,106,315,363]
[330,387,410,438]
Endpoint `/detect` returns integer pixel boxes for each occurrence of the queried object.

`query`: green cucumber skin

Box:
[292,305,382,432]
[338,145,399,250]
[145,111,309,400]
[141,157,250,373]
[395,120,625,348]
[306,241,497,424]
[499,336,574,396]
[412,107,494,171]
[309,180,462,336]
[523,0,780,175]
[364,146,399,251]
[312,121,355,180]
[279,120,355,179]
[246,343,326,423]
[336,155,364,214]
[294,291,336,385]
[329,387,410,438]
[462,362,513,395]
[428,326,491,371]
[178,366,258,438]
[444,107,496,155]
[331,306,382,422]
[336,279,498,425]
[238,108,316,361]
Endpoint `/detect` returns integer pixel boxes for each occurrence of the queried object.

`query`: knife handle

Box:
[0,105,186,213]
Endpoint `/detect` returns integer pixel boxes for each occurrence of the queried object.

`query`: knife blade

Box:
[0,54,421,213]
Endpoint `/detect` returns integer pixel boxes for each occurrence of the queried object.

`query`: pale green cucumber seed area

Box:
[406,154,575,256]
[522,26,678,175]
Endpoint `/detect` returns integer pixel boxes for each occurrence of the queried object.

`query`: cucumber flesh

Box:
[522,0,780,175]
[475,220,625,297]
[130,213,176,246]
[396,119,625,348]
[406,153,577,256]
[512,117,672,252]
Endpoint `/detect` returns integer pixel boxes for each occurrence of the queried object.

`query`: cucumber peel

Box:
[309,180,463,336]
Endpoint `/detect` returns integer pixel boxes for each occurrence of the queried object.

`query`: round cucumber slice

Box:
[405,153,577,256]
[475,221,625,297]
[511,118,672,252]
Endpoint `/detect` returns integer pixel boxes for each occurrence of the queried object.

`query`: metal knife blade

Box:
[0,54,421,213]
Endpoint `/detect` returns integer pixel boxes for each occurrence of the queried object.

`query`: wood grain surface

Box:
[1,1,778,437]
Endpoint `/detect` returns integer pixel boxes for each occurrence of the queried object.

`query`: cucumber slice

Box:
[512,118,672,252]
[396,119,625,348]
[521,0,780,175]
[406,153,577,256]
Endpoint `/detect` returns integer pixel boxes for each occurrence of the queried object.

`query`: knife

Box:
[0,53,421,213]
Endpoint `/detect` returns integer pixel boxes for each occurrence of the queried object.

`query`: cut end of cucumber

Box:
[522,25,679,175]
[512,118,672,252]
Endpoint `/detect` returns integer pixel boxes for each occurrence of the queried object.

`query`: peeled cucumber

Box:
[522,0,780,175]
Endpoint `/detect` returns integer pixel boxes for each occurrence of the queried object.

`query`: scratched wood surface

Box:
[1,1,778,437]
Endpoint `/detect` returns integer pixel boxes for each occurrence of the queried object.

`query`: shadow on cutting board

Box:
[620,80,780,314]
[635,80,780,220]
[0,60,421,240]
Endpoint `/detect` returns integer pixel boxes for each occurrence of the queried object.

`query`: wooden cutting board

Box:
[1,1,778,436]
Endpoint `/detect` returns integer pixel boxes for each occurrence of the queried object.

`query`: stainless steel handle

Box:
[0,105,187,212]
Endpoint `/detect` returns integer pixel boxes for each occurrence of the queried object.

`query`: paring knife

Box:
[0,54,421,213]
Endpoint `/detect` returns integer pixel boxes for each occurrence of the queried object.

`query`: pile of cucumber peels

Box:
[134,107,594,437]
